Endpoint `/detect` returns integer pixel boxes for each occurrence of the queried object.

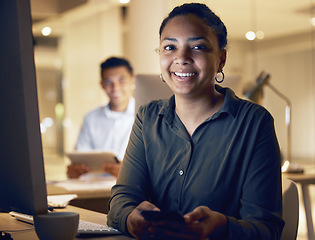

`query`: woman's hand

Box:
[127,204,227,240]
[67,164,90,178]
[126,201,160,239]
[140,206,227,240]
[182,206,228,239]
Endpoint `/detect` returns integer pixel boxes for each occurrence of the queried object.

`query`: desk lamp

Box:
[244,71,304,174]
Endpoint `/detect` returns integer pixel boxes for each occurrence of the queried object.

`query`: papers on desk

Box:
[47,194,78,208]
[53,173,117,192]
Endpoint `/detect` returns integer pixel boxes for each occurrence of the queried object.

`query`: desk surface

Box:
[0,206,132,240]
[46,175,116,199]
[46,177,116,214]
[47,184,111,199]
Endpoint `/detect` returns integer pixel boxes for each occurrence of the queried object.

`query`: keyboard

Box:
[78,220,121,234]
[9,211,121,235]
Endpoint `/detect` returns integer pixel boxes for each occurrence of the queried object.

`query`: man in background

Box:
[67,57,135,178]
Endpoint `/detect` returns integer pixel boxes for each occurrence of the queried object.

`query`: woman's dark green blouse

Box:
[107,85,284,239]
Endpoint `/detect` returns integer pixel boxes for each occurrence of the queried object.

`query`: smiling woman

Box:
[158,15,226,135]
[107,3,284,240]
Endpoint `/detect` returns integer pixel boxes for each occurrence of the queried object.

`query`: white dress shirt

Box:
[75,98,135,160]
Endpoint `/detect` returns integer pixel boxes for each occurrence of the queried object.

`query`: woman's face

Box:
[159,14,226,98]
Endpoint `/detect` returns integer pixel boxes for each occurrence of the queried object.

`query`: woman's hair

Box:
[159,3,227,50]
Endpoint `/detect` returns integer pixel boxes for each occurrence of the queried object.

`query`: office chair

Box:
[281,178,299,240]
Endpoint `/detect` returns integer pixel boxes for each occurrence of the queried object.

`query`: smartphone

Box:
[141,210,185,223]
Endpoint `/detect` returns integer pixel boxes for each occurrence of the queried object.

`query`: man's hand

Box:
[67,164,90,178]
[102,162,121,177]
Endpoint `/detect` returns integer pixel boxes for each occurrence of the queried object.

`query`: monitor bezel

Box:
[0,0,48,216]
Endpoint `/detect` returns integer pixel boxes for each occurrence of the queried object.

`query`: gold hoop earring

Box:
[215,71,225,83]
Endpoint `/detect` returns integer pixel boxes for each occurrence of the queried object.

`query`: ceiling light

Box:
[245,31,256,41]
[311,17,315,26]
[256,31,265,40]
[119,0,130,3]
[41,27,51,36]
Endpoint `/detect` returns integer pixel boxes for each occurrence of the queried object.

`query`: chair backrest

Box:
[281,178,299,240]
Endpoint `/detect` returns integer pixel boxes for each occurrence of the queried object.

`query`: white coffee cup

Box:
[34,212,79,240]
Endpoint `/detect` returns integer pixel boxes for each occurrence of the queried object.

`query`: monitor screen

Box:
[0,0,48,215]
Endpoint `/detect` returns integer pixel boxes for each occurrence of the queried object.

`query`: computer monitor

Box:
[0,0,48,215]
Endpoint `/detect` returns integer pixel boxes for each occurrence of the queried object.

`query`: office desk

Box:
[46,176,116,214]
[283,173,315,240]
[0,206,131,240]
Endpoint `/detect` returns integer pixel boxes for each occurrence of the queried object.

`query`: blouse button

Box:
[179,170,184,176]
